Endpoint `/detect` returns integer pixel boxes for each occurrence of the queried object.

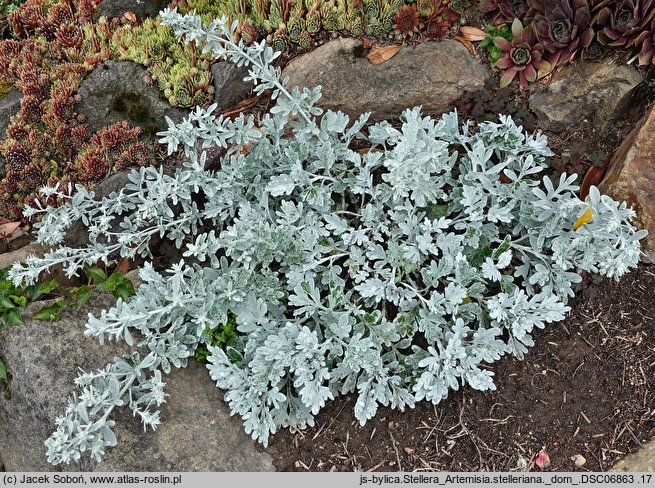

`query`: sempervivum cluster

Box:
[0,0,163,220]
[530,0,594,65]
[595,0,655,46]
[480,0,531,23]
[634,17,655,62]
[394,4,420,36]
[4,141,31,173]
[494,18,553,88]
[483,0,655,83]
[76,122,153,183]
[9,0,46,38]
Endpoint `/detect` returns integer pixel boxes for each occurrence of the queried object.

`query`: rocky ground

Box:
[266,266,655,472]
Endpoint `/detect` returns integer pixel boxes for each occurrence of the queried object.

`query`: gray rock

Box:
[282,38,490,122]
[0,88,22,140]
[75,61,189,137]
[0,293,275,471]
[529,62,643,132]
[0,89,23,176]
[611,439,655,471]
[95,0,162,21]
[0,242,51,270]
[211,61,252,112]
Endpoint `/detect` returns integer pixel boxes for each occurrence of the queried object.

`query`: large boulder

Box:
[599,104,655,263]
[95,0,162,21]
[0,88,22,141]
[282,38,490,122]
[529,62,643,132]
[0,88,23,176]
[611,440,655,471]
[75,61,189,137]
[0,293,275,471]
[211,61,252,112]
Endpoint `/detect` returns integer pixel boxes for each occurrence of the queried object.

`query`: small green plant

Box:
[479,22,512,67]
[0,266,58,330]
[193,311,240,363]
[0,357,9,399]
[0,264,135,327]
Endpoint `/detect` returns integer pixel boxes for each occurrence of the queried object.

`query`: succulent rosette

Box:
[530,0,594,66]
[595,0,655,46]
[494,18,553,88]
[480,0,530,23]
[634,18,655,63]
[394,4,420,37]
[581,39,605,59]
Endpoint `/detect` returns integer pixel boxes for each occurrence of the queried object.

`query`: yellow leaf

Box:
[367,44,403,65]
[460,26,488,41]
[573,206,593,231]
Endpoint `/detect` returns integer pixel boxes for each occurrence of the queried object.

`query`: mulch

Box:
[265,265,655,472]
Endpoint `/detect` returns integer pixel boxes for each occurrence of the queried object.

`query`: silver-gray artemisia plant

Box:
[9,9,647,464]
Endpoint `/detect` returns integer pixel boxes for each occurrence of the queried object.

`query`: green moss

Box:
[109,91,160,132]
[127,102,151,124]
[111,97,127,113]
[351,44,367,59]
[110,91,140,114]
[141,123,159,137]
[193,311,241,364]
[0,81,13,100]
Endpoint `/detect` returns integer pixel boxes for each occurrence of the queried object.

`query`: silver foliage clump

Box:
[11,9,647,464]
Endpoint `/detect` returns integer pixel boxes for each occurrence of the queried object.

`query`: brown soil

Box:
[266,265,655,472]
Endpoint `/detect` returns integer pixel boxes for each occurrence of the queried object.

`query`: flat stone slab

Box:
[0,293,275,471]
[283,38,489,122]
[611,440,655,471]
[0,88,21,141]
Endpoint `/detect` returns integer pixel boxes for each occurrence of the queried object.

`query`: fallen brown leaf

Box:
[361,37,374,49]
[357,147,384,155]
[460,26,488,41]
[221,95,259,118]
[0,221,20,239]
[453,35,475,55]
[367,44,403,65]
[579,164,607,200]
[499,170,512,184]
[123,11,137,23]
[114,258,132,275]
